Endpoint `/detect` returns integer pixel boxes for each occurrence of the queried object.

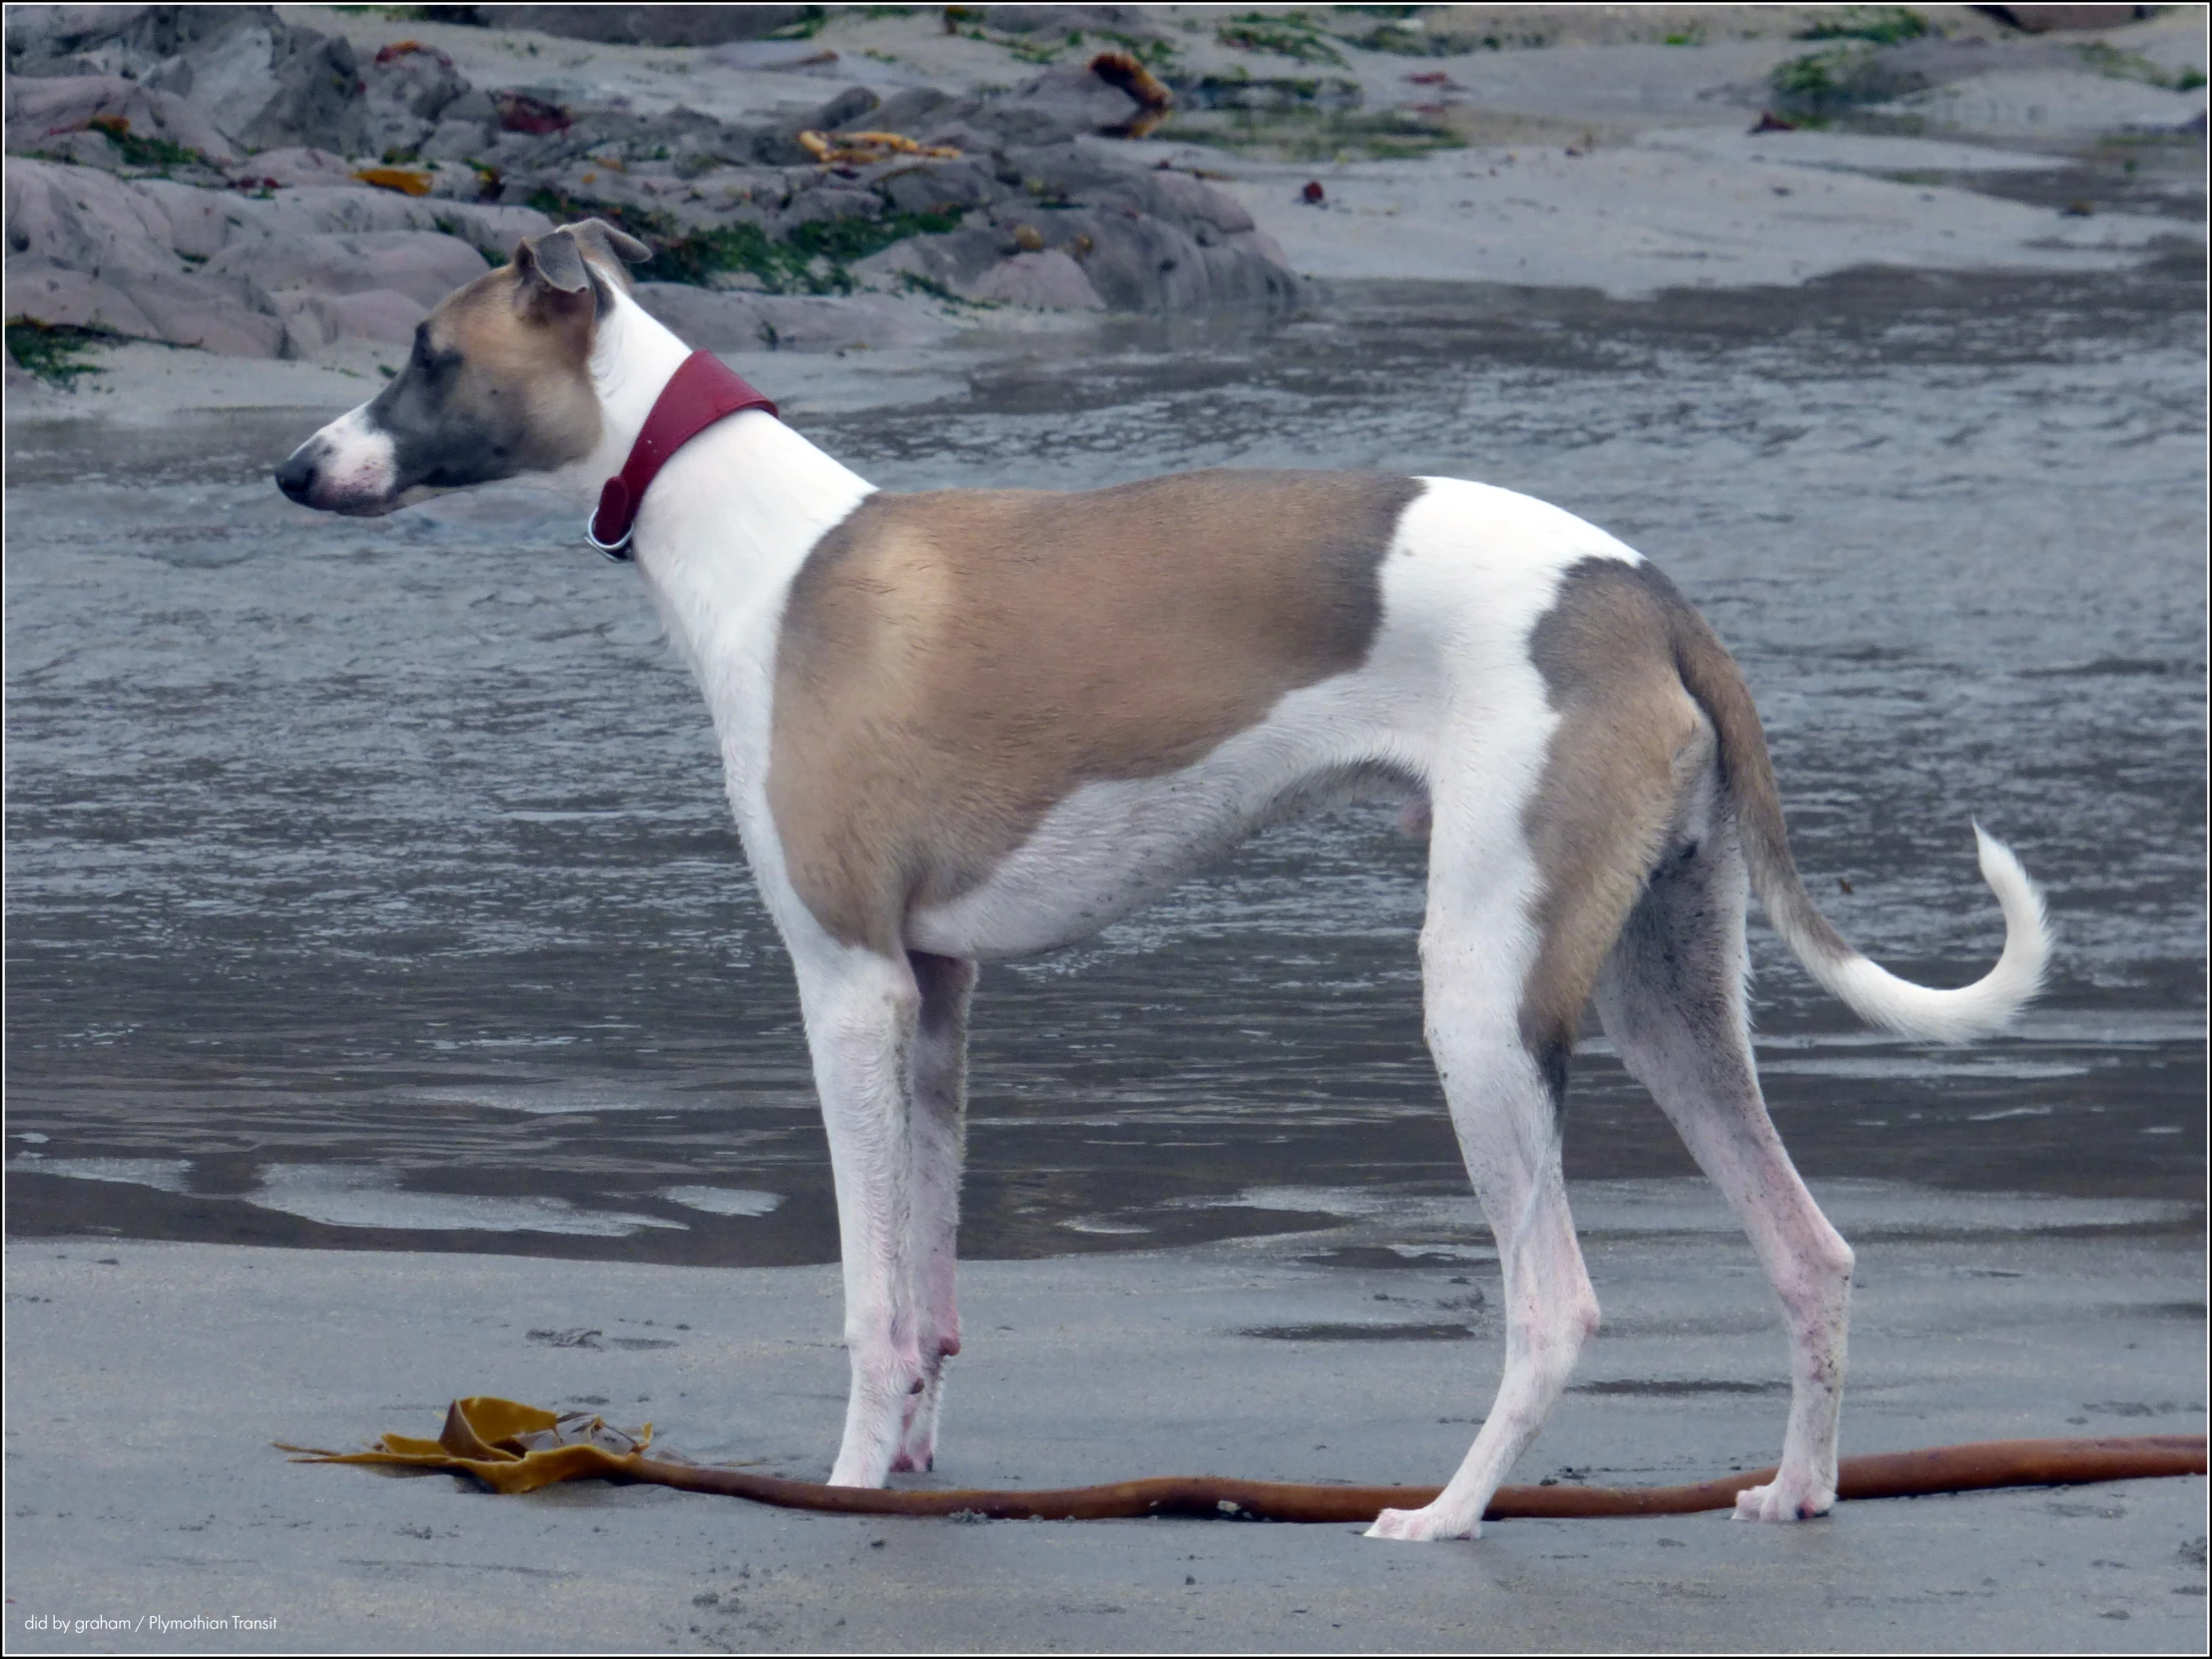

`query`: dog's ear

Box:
[513,221,650,317]
[565,217,652,272]
[514,228,595,297]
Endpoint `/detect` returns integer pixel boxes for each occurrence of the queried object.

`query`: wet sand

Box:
[4,1181,2204,1653]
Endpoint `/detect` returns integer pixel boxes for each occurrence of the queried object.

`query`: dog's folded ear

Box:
[512,220,652,310]
[514,228,595,297]
[565,218,652,269]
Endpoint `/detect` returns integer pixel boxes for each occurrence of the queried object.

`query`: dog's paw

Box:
[1732,1472,1835,1522]
[1365,1504,1478,1542]
[888,1412,935,1474]
[890,1369,944,1473]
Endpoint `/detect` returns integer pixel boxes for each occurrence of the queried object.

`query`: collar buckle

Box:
[584,515,633,562]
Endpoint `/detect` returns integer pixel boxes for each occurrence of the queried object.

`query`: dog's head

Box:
[275,218,650,516]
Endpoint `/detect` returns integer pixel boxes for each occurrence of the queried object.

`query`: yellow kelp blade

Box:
[278,1396,655,1495]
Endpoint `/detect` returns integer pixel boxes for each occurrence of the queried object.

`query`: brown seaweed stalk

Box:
[283,1397,2207,1524]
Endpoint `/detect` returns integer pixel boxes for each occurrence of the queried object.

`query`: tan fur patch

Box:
[769,470,1423,949]
[1519,559,1713,1098]
[463,264,598,426]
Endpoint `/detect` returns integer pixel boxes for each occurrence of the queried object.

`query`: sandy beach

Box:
[6,1182,2205,1653]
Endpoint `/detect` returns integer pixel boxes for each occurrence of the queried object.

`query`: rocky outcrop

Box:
[4,72,239,168]
[850,146,1298,311]
[5,155,551,356]
[4,6,1306,373]
[480,7,816,48]
[6,4,369,153]
[634,282,959,351]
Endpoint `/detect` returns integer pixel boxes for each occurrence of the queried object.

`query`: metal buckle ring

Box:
[584,514,633,562]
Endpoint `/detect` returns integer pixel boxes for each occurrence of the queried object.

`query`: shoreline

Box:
[7,4,2203,414]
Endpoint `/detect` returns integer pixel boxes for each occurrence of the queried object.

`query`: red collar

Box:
[586,351,778,561]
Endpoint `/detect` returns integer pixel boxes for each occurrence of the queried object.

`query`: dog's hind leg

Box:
[793,944,925,1487]
[1367,875,1601,1543]
[1371,650,1703,1542]
[893,950,976,1473]
[1368,738,1676,1543]
[1593,813,1856,1522]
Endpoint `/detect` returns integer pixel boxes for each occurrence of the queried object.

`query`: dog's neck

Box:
[569,284,875,755]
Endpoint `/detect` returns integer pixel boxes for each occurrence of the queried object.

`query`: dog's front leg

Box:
[894,951,977,1473]
[795,945,924,1487]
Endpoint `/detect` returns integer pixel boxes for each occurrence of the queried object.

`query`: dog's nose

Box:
[275,445,317,505]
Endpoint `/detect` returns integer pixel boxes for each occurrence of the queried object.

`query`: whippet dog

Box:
[276,221,2048,1541]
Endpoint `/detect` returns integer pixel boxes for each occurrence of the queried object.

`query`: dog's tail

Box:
[1669,603,2048,1044]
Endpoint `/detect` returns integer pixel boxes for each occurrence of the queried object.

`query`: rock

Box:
[18,128,130,172]
[1,259,161,337]
[320,287,429,345]
[228,145,357,190]
[865,86,957,139]
[850,227,1006,295]
[971,5,1164,37]
[964,250,1105,309]
[134,176,549,264]
[148,10,366,155]
[485,7,814,47]
[876,157,996,216]
[418,114,495,164]
[3,5,159,78]
[1000,206,1298,311]
[3,70,239,166]
[263,283,425,354]
[632,282,785,349]
[3,6,368,155]
[726,85,885,169]
[832,138,1302,313]
[495,91,571,137]
[124,270,286,355]
[4,157,178,281]
[3,255,283,355]
[425,201,551,261]
[1972,4,2154,30]
[361,39,472,159]
[634,281,954,351]
[205,229,493,310]
[779,183,884,231]
[796,84,883,137]
[1050,210,1213,310]
[1763,35,2109,116]
[708,40,839,73]
[974,63,1141,146]
[500,102,774,181]
[1144,168,1257,238]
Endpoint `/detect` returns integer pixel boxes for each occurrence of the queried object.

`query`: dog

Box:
[276,221,2048,1541]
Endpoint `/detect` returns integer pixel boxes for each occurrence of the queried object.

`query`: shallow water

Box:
[5,258,2204,1264]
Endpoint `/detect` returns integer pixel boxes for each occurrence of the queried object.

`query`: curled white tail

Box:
[1793,826,2049,1044]
[1670,588,2049,1046]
